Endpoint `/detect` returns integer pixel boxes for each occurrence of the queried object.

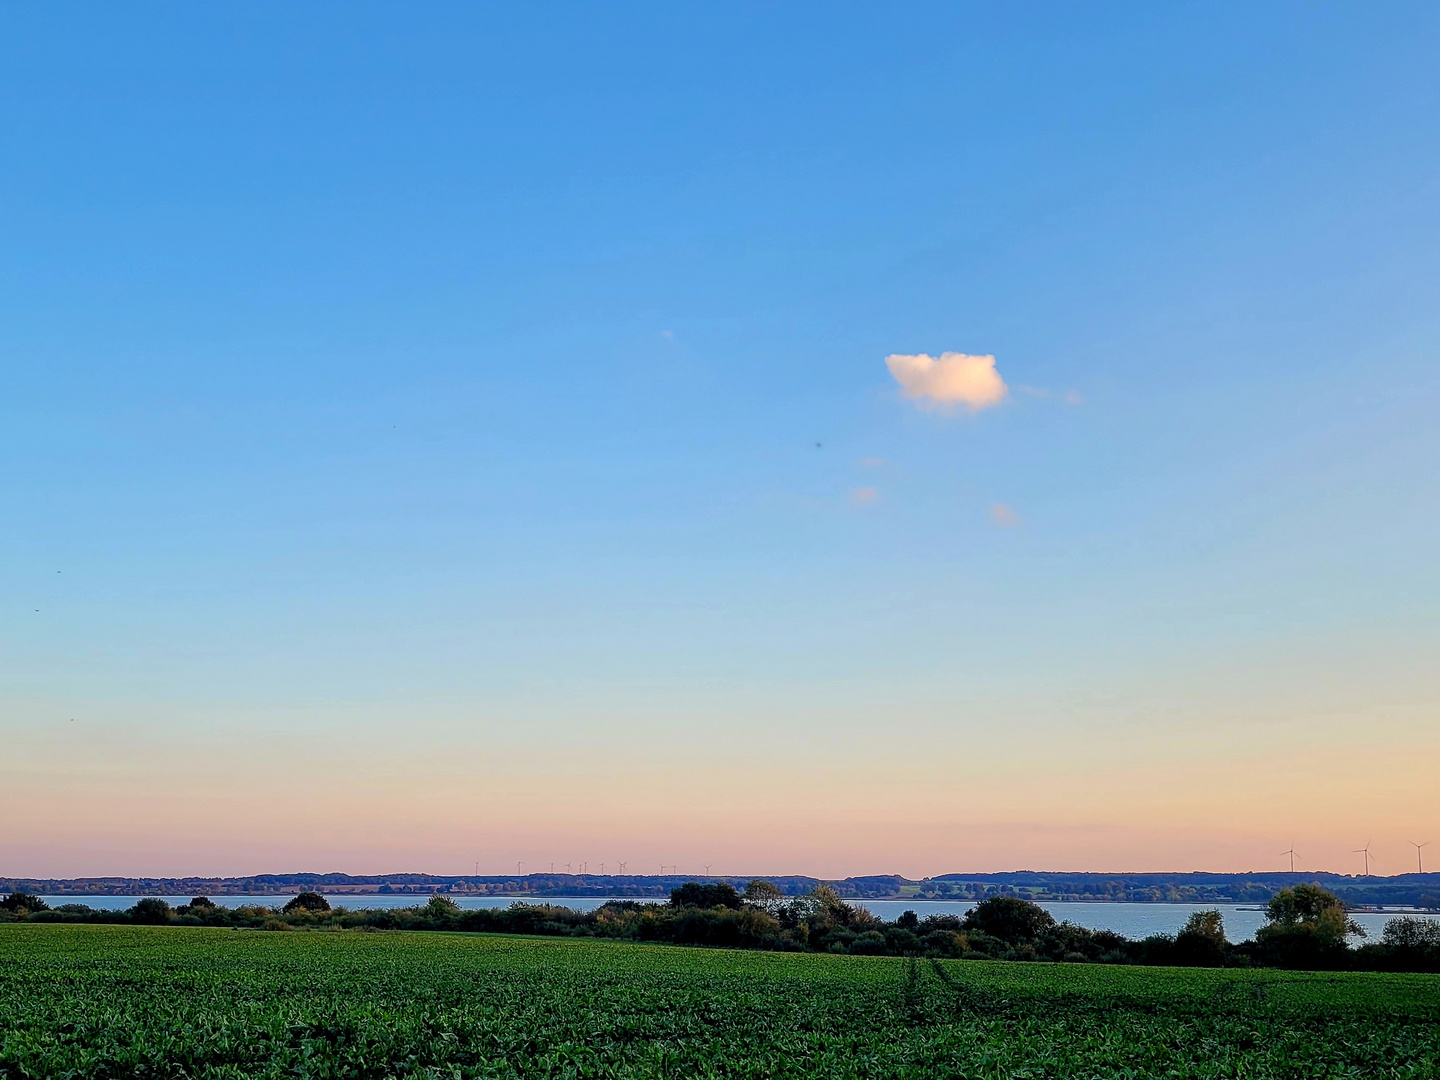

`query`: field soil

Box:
[2,925,1438,1078]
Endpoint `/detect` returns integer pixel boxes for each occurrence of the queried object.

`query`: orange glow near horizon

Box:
[7,685,1437,881]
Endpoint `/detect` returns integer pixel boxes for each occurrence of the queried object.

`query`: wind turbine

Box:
[1353,841,1373,877]
[1409,841,1431,873]
[516,861,522,876]
[565,861,572,874]
[618,861,627,873]
[600,862,606,874]
[1281,846,1299,872]
[704,865,712,876]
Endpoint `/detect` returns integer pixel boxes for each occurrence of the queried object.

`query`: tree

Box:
[742,880,785,915]
[1382,917,1440,949]
[422,895,461,918]
[1256,885,1362,967]
[282,891,331,913]
[671,882,742,909]
[962,897,1056,943]
[1173,909,1228,966]
[0,891,48,915]
[1263,885,1362,941]
[189,896,217,909]
[789,885,854,924]
[129,898,172,924]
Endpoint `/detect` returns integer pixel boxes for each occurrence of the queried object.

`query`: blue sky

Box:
[4,3,1439,877]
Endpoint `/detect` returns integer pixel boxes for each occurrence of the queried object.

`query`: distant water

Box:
[38,894,1438,942]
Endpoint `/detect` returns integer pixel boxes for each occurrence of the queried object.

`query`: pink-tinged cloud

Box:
[885,351,1007,411]
[850,487,881,506]
[989,503,1019,527]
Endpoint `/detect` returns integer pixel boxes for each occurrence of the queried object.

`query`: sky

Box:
[4,3,1439,881]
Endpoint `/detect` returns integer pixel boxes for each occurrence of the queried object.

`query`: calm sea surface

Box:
[38,895,1439,941]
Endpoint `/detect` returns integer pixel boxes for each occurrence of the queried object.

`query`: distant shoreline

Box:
[9,869,1439,910]
[24,894,1440,913]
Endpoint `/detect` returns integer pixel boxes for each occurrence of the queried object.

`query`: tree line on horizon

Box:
[9,871,1440,908]
[5,880,1439,973]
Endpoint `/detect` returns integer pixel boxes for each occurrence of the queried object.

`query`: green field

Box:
[2,925,1437,1078]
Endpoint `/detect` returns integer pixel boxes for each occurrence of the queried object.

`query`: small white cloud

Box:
[988,503,1020,528]
[859,457,886,468]
[885,352,1008,411]
[1064,389,1083,405]
[850,487,881,506]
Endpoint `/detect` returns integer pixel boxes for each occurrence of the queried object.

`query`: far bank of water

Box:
[39,894,1440,941]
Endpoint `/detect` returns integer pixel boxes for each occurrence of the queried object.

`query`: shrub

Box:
[1255,886,1362,969]
[918,914,964,934]
[129,898,172,925]
[849,930,888,955]
[421,895,461,920]
[1382,917,1440,948]
[670,882,742,909]
[884,927,921,954]
[920,929,967,957]
[0,891,49,915]
[283,891,331,913]
[962,897,1056,942]
[1174,909,1228,966]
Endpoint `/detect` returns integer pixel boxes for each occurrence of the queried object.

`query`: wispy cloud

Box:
[885,352,1007,411]
[858,457,886,468]
[989,503,1020,527]
[850,487,881,506]
[1017,384,1083,405]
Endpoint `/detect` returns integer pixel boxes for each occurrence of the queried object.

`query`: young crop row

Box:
[2,926,1438,1078]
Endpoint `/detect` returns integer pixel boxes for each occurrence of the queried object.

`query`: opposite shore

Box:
[9,870,1440,908]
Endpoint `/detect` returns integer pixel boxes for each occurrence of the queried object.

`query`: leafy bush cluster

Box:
[5,881,1438,972]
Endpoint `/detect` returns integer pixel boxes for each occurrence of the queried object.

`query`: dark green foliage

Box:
[0,892,47,916]
[127,897,171,925]
[741,879,786,917]
[1254,885,1364,969]
[1173,909,1229,967]
[670,881,742,909]
[1348,917,1440,973]
[281,891,331,913]
[962,896,1057,942]
[1265,883,1357,928]
[1,926,1437,1079]
[189,895,217,908]
[1383,917,1440,948]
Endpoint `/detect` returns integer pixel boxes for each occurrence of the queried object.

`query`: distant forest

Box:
[8,870,1440,908]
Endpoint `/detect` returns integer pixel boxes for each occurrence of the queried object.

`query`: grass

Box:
[2,924,1437,1078]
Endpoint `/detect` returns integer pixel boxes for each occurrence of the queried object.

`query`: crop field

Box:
[2,925,1438,1079]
